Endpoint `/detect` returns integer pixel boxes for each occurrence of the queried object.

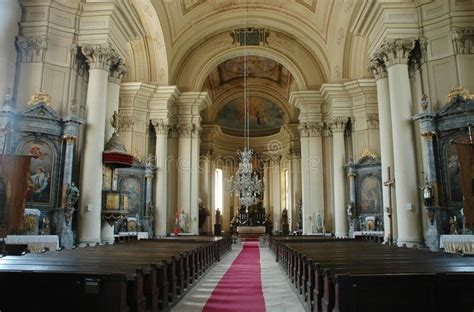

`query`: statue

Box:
[449,216,459,235]
[231,214,240,226]
[281,208,288,225]
[179,210,187,232]
[316,213,323,232]
[66,182,80,208]
[420,179,433,206]
[198,200,209,229]
[215,209,221,225]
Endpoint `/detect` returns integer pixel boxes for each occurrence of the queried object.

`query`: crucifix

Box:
[383,167,395,245]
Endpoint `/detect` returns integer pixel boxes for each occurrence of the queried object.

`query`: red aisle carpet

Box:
[203,241,265,312]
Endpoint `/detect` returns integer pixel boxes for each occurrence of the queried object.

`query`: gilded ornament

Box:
[358,148,378,161]
[445,86,473,103]
[28,90,51,106]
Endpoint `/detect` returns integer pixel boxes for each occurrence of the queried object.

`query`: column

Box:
[271,156,281,233]
[60,135,76,208]
[0,1,20,105]
[368,54,397,242]
[177,123,193,232]
[331,118,347,237]
[152,119,169,236]
[263,160,270,211]
[382,38,423,246]
[105,59,127,142]
[190,125,201,234]
[78,44,117,246]
[289,153,301,231]
[299,122,325,234]
[15,36,48,109]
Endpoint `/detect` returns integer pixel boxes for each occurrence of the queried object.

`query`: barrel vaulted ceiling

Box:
[130,0,374,135]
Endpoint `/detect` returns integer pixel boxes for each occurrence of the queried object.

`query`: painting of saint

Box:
[120,177,142,216]
[18,140,54,204]
[446,136,466,203]
[217,96,284,134]
[359,176,381,214]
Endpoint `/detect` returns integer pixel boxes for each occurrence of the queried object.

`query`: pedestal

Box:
[282,223,289,236]
[214,224,222,236]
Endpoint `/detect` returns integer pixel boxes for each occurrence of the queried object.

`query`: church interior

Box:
[0,0,473,311]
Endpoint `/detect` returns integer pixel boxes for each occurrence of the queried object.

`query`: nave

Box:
[172,241,304,312]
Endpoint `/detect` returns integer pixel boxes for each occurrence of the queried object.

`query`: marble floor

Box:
[171,242,305,312]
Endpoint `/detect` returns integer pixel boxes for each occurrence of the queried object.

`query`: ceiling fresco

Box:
[216,96,284,136]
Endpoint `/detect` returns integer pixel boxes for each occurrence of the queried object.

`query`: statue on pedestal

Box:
[66,182,80,208]
[179,210,187,232]
[281,208,288,225]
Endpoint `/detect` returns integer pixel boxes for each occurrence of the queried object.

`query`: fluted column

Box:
[78,44,117,246]
[105,60,127,142]
[381,38,422,246]
[299,122,324,234]
[331,118,347,237]
[152,119,170,236]
[270,156,282,233]
[368,54,397,242]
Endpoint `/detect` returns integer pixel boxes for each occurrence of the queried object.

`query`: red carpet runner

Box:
[203,241,265,312]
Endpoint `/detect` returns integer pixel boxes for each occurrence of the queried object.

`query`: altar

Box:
[5,235,59,252]
[237,226,266,234]
[439,235,474,255]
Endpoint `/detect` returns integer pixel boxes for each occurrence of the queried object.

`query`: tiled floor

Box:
[171,243,305,312]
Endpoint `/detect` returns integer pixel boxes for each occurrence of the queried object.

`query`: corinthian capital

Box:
[178,123,194,138]
[452,27,474,54]
[329,118,347,133]
[81,44,119,71]
[380,38,416,67]
[109,58,128,83]
[368,53,387,80]
[16,36,48,63]
[151,119,169,135]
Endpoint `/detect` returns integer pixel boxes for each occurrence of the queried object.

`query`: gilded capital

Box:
[379,38,416,67]
[81,44,119,71]
[63,134,77,144]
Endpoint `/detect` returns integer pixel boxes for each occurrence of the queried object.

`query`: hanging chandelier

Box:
[225,18,263,209]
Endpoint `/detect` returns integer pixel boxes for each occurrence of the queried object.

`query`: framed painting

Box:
[17,139,55,205]
[359,175,382,215]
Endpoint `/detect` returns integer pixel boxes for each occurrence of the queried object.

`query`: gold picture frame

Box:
[105,192,120,210]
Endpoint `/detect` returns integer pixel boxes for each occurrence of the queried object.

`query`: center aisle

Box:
[171,241,305,312]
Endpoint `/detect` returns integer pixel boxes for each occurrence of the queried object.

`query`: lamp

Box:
[225,24,263,209]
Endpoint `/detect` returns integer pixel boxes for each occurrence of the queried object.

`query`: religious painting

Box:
[119,177,142,216]
[359,175,382,214]
[445,134,469,203]
[217,96,284,135]
[17,140,54,205]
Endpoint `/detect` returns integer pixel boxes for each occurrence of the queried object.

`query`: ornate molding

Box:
[328,118,347,133]
[151,119,169,135]
[368,54,387,80]
[118,115,134,132]
[109,58,128,83]
[452,27,474,54]
[379,38,416,67]
[81,44,119,71]
[16,36,48,63]
[366,113,379,130]
[298,122,324,137]
[358,148,378,161]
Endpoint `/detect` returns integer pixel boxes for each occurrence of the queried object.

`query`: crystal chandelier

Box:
[225,19,263,209]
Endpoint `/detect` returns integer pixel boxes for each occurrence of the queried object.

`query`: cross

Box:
[383,166,395,245]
